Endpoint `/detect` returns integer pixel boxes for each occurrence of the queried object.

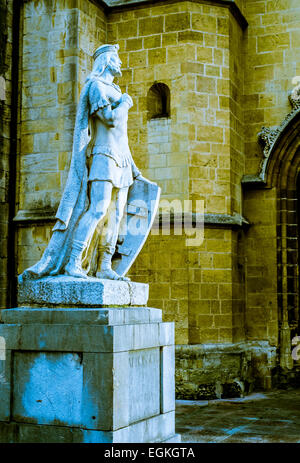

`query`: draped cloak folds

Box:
[19,78,95,281]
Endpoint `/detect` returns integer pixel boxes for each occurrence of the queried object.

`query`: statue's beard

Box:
[108,64,122,77]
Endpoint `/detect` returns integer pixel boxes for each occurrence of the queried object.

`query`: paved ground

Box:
[175,388,300,443]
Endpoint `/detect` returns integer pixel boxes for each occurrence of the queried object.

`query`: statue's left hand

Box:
[135,174,157,186]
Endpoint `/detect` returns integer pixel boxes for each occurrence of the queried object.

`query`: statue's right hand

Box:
[121,93,133,108]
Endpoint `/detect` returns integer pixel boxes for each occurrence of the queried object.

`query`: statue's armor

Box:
[88,78,140,188]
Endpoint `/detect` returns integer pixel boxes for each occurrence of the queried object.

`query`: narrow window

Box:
[147,83,170,119]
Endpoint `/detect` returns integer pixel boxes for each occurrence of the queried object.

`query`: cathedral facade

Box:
[1,0,300,398]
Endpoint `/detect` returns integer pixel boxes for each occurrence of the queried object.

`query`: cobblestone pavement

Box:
[175,389,300,443]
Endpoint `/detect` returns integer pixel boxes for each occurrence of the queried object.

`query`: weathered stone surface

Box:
[9,347,163,431]
[159,322,175,346]
[0,336,5,360]
[10,347,166,431]
[13,352,84,427]
[0,350,11,422]
[81,352,129,430]
[17,275,149,307]
[161,345,175,413]
[111,410,175,443]
[1,307,162,325]
[0,411,176,443]
[0,325,22,350]
[129,348,160,423]
[175,341,277,400]
[0,322,172,352]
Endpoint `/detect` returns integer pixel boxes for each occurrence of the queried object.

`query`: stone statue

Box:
[20,44,159,282]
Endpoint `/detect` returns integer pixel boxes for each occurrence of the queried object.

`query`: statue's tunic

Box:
[88,78,140,188]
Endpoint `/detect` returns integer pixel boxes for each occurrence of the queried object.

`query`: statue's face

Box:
[108,52,122,77]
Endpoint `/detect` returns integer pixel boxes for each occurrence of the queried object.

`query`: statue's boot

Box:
[64,239,88,279]
[98,248,130,281]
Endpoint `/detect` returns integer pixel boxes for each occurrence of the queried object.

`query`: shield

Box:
[106,176,161,277]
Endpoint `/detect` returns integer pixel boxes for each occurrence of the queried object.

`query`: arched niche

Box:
[147,83,170,120]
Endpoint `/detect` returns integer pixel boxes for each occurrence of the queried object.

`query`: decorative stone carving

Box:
[252,81,300,184]
[258,126,281,159]
[19,44,160,283]
[289,78,300,110]
[257,126,281,182]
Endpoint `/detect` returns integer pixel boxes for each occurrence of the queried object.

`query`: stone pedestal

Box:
[0,277,179,443]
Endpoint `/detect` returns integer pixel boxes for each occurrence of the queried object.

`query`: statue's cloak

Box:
[20,79,93,281]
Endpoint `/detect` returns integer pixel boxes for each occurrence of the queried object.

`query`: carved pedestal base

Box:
[0,279,180,443]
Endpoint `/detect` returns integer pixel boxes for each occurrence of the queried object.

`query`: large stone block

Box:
[12,352,84,426]
[0,412,177,443]
[1,307,162,325]
[0,304,177,443]
[18,275,149,307]
[175,342,277,400]
[0,321,173,353]
[0,350,11,422]
[128,348,160,423]
[161,345,175,414]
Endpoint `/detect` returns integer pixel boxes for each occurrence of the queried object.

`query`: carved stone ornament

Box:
[256,81,300,182]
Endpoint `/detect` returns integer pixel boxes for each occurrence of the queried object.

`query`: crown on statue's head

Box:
[93,44,119,61]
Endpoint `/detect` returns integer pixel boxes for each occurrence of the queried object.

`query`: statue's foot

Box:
[98,268,130,281]
[64,262,88,279]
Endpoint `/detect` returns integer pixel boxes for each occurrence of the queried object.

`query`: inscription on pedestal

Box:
[129,348,160,423]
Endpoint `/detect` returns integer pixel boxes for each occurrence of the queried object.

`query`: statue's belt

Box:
[91,148,132,168]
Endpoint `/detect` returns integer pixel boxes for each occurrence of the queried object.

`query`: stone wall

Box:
[0,0,13,311]
[129,231,190,345]
[107,2,192,203]
[243,188,278,345]
[130,226,246,346]
[244,0,300,176]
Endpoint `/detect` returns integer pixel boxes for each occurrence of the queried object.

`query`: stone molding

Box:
[243,83,300,187]
[203,213,249,228]
[154,212,249,228]
[14,210,249,229]
[13,208,57,223]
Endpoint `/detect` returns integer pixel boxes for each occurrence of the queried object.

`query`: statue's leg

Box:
[98,186,130,281]
[65,181,113,278]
